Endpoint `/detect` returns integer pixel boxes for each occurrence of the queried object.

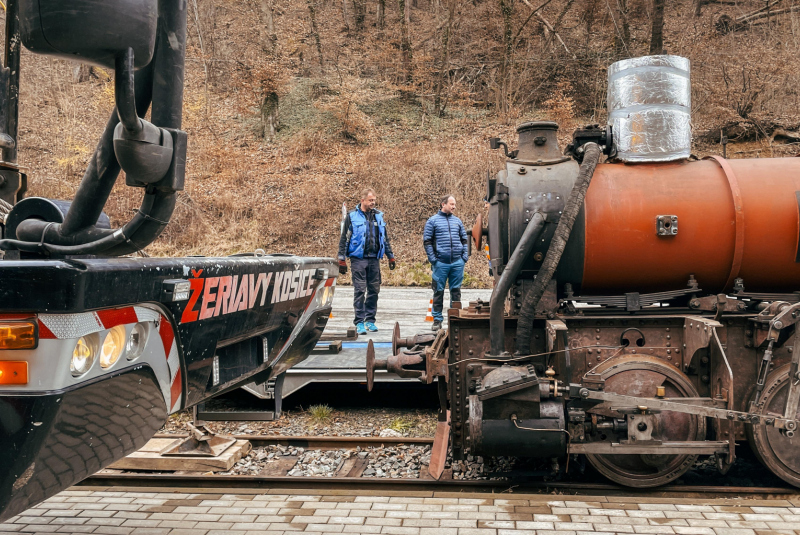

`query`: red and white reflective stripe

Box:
[158,318,182,412]
[36,305,183,412]
[39,306,162,339]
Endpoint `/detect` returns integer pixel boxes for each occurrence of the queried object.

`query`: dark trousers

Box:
[351,257,381,324]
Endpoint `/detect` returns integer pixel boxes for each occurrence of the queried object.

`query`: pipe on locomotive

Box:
[515,142,601,355]
[489,211,546,356]
[0,0,187,256]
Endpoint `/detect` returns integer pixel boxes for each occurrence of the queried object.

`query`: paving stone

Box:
[401,519,439,528]
[453,529,496,535]
[609,517,649,526]
[343,525,381,533]
[439,520,478,529]
[91,528,134,535]
[593,525,635,533]
[305,524,342,533]
[55,525,95,533]
[632,526,676,534]
[673,528,714,535]
[665,512,707,520]
[571,515,610,524]
[386,512,423,519]
[366,518,403,527]
[421,529,456,535]
[380,527,422,535]
[477,521,515,529]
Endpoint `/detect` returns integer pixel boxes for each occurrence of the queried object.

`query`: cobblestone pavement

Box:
[2,488,799,535]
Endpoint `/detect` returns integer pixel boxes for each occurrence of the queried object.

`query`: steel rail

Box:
[152,434,434,449]
[84,434,799,498]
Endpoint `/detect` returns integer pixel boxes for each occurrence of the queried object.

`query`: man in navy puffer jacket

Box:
[423,195,469,331]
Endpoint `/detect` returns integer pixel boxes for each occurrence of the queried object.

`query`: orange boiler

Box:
[570,157,800,294]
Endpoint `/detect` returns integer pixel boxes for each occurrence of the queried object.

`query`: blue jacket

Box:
[423,211,469,265]
[338,207,393,260]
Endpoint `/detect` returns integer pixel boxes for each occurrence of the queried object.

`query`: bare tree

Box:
[376,0,386,28]
[399,0,413,83]
[650,0,665,54]
[354,0,367,30]
[307,0,324,68]
[498,0,514,113]
[611,0,631,56]
[261,92,279,140]
[434,0,458,115]
[261,0,278,53]
[341,0,351,32]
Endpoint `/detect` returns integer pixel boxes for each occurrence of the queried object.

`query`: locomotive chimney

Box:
[607,55,691,162]
[515,121,562,162]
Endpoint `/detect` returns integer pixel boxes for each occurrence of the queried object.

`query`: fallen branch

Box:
[520,0,574,58]
[716,0,799,33]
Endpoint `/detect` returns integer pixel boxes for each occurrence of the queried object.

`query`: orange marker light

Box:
[0,320,37,350]
[0,361,28,384]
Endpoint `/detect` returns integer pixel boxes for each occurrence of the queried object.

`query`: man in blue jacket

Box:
[338,188,396,335]
[423,195,469,331]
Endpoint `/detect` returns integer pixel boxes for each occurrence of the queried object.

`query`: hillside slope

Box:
[7,0,800,286]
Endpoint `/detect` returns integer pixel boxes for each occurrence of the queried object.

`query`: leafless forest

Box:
[10,0,800,285]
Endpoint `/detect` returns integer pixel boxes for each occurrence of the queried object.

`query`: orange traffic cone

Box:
[425,299,434,322]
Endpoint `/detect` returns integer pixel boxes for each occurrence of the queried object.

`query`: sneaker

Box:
[432,320,442,332]
[356,322,367,335]
[365,322,378,332]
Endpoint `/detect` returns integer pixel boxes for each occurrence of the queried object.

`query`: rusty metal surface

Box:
[580,158,800,293]
[582,356,706,488]
[747,363,800,487]
[429,412,450,480]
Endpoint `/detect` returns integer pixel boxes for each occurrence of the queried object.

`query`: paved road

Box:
[294,287,491,371]
[2,487,799,534]
[325,286,492,341]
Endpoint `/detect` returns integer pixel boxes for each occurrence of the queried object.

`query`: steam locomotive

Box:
[368,56,800,488]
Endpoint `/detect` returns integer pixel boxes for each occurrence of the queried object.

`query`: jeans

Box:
[351,257,381,324]
[431,258,464,322]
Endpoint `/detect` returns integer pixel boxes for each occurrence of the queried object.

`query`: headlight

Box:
[126,323,147,361]
[71,336,96,376]
[321,281,335,306]
[99,325,126,368]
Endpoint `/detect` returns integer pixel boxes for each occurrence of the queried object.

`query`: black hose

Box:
[59,60,154,236]
[489,211,546,356]
[115,48,143,135]
[514,142,601,355]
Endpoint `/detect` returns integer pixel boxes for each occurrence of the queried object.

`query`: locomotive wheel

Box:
[585,356,706,488]
[746,364,800,487]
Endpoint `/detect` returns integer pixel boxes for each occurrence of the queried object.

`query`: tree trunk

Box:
[499,0,514,113]
[376,0,386,28]
[341,0,351,32]
[261,0,278,53]
[72,63,95,83]
[614,0,631,55]
[261,92,279,140]
[354,0,367,30]
[307,0,324,68]
[650,0,665,54]
[434,0,455,116]
[399,0,413,83]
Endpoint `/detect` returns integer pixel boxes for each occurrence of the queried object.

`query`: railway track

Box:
[78,435,800,499]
